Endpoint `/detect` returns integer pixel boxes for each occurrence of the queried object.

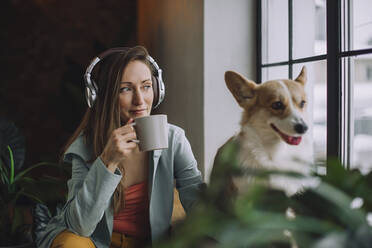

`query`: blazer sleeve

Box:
[173,129,204,212]
[62,154,122,237]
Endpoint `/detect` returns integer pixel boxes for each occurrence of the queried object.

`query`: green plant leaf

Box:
[10,207,22,234]
[19,191,43,204]
[18,175,68,204]
[0,158,10,185]
[13,162,64,182]
[18,176,35,183]
[0,119,25,172]
[312,182,366,227]
[10,188,24,205]
[7,146,14,184]
[156,149,372,248]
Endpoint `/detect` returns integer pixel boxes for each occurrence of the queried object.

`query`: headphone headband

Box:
[84,47,165,109]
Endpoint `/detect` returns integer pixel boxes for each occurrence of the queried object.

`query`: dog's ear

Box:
[295,66,307,85]
[225,71,257,107]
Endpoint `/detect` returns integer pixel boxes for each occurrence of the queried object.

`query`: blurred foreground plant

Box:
[155,140,372,248]
[0,119,71,246]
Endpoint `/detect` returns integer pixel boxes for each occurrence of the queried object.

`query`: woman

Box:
[37,46,204,248]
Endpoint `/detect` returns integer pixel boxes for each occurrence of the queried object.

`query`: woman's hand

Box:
[100,119,138,173]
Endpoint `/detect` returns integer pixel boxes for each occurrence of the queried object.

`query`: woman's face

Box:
[119,60,154,123]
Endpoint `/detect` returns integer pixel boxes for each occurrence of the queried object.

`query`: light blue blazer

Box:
[37,124,204,248]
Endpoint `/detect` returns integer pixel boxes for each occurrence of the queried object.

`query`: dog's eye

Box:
[299,100,306,108]
[271,101,284,110]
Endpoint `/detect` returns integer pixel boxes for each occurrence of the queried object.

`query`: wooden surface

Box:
[171,188,186,224]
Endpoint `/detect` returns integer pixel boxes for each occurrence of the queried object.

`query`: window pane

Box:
[262,65,288,82]
[293,0,326,59]
[262,0,288,64]
[352,0,372,50]
[352,54,372,174]
[294,61,327,165]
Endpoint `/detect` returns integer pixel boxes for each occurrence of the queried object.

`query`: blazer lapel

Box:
[148,149,162,199]
[153,149,162,175]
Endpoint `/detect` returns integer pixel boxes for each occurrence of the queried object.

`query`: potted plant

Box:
[154,141,372,248]
[0,119,70,247]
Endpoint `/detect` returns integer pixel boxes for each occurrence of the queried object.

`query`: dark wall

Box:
[0,0,137,166]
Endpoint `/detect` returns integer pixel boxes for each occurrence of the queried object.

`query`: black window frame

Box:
[257,0,372,166]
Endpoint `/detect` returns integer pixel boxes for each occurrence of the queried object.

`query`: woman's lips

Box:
[130,109,147,115]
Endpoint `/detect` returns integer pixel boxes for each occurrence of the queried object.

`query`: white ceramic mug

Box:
[131,114,168,152]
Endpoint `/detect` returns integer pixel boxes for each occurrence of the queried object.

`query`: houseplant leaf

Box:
[0,119,25,173]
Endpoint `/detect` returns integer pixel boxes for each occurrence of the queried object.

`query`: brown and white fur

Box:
[214,66,314,197]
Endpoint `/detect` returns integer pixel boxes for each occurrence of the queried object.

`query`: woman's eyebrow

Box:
[120,79,152,84]
[142,79,152,83]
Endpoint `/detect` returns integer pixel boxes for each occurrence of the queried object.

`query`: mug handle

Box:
[130,122,140,144]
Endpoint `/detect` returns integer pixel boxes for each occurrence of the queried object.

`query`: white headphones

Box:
[84,47,165,109]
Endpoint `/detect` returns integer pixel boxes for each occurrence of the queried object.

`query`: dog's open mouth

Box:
[270,124,302,145]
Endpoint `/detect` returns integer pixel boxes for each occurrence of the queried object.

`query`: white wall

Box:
[204,0,256,181]
[138,0,256,181]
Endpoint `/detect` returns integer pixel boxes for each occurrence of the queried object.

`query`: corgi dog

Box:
[212,66,314,197]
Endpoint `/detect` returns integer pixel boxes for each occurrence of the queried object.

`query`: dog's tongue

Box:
[270,124,303,145]
[283,135,302,145]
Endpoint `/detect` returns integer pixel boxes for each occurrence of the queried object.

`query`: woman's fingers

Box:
[114,125,134,135]
[126,118,134,125]
[121,131,137,144]
[123,140,137,150]
[100,119,139,167]
[115,119,136,136]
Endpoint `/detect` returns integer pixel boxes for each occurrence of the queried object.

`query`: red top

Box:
[113,181,150,238]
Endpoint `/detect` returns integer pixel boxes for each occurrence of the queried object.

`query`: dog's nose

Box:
[294,123,308,134]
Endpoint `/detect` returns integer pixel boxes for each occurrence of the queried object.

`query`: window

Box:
[258,0,372,173]
[367,66,372,80]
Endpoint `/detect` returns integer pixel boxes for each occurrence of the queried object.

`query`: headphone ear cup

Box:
[152,75,159,108]
[91,79,98,92]
[85,86,94,108]
[85,78,98,108]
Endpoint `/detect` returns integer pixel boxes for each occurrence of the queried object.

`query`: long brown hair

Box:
[60,46,154,214]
